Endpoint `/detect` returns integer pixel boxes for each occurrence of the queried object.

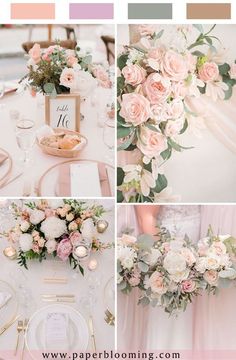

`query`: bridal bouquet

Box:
[4,199,112,274]
[24,43,111,97]
[117,228,236,315]
[117,25,236,202]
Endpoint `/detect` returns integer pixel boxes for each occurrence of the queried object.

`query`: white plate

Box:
[0,280,18,329]
[26,304,89,356]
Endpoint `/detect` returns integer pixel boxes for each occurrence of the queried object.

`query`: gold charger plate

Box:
[37,159,114,197]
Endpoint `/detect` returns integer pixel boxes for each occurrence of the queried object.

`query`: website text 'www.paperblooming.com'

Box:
[41,351,180,360]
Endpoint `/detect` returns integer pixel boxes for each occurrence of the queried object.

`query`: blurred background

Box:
[0,24,115,80]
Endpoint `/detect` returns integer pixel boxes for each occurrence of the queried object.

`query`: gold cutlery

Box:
[0,315,20,336]
[15,320,24,356]
[104,309,115,326]
[89,316,96,352]
[42,298,76,303]
[21,318,28,360]
[42,294,75,298]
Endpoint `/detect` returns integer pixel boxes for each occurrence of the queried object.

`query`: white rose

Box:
[117,246,136,270]
[19,234,33,252]
[209,241,227,256]
[163,251,186,274]
[205,254,221,270]
[75,70,97,98]
[145,248,161,267]
[66,213,74,222]
[122,257,134,270]
[120,234,137,245]
[68,222,78,231]
[30,209,45,225]
[81,218,96,239]
[170,269,190,283]
[181,248,196,266]
[46,239,57,254]
[203,270,218,286]
[41,217,67,239]
[148,271,167,295]
[195,257,207,273]
[20,220,30,232]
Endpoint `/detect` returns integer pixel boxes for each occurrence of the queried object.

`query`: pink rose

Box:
[181,280,196,293]
[229,64,236,80]
[161,50,188,81]
[143,73,171,105]
[138,25,156,37]
[164,118,184,137]
[57,238,72,261]
[165,99,184,119]
[129,276,140,287]
[29,43,41,64]
[45,209,56,218]
[185,52,197,73]
[120,234,137,245]
[92,65,112,88]
[211,241,227,256]
[171,81,187,98]
[32,243,40,254]
[60,68,77,89]
[198,62,219,82]
[122,64,146,86]
[148,271,167,295]
[203,270,218,286]
[137,126,168,158]
[147,46,166,71]
[69,231,82,246]
[181,248,196,267]
[120,93,151,126]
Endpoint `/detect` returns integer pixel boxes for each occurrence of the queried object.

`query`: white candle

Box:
[75,245,87,258]
[88,259,98,271]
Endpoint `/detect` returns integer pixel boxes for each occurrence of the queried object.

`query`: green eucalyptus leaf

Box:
[117,167,125,186]
[137,261,149,273]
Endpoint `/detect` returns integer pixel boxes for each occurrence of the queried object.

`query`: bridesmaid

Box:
[193,205,236,350]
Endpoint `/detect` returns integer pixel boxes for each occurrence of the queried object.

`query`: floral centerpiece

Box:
[117,227,236,315]
[2,199,112,275]
[22,43,111,97]
[117,25,236,202]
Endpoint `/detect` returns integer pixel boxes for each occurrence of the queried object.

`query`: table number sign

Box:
[45,94,80,132]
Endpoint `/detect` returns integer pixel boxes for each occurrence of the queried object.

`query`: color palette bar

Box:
[11,3,55,20]
[128,3,172,19]
[69,3,114,20]
[187,3,231,19]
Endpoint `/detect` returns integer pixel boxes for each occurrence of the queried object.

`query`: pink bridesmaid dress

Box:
[193,205,236,351]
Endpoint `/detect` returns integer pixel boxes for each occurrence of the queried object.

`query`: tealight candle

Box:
[88,258,98,271]
[75,245,88,258]
[3,246,17,260]
[96,220,108,234]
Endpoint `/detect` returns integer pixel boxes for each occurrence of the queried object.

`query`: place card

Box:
[70,163,102,197]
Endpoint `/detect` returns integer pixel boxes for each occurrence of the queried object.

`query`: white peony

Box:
[19,234,33,252]
[163,251,186,274]
[30,209,45,225]
[145,248,161,267]
[41,217,67,239]
[46,239,57,254]
[20,220,30,232]
[81,218,96,239]
[170,269,190,283]
[117,246,137,270]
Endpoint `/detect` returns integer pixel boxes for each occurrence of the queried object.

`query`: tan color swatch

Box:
[187,3,231,19]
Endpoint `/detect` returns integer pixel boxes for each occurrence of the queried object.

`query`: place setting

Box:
[0,198,115,357]
[0,24,115,198]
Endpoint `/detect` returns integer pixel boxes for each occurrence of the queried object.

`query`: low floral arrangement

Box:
[117,227,236,315]
[22,43,112,97]
[117,25,236,202]
[2,199,112,275]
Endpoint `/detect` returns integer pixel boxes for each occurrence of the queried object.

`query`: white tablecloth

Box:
[0,87,114,197]
[0,199,115,354]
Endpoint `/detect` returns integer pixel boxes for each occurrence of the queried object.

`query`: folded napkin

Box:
[0,153,8,166]
[36,125,55,142]
[0,292,12,310]
[57,162,111,197]
[106,166,114,196]
[45,312,69,350]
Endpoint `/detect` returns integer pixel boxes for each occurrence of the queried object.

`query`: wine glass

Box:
[0,76,5,109]
[15,119,36,164]
[103,119,115,164]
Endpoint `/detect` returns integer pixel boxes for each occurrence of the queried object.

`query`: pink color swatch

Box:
[11,3,55,19]
[69,3,114,19]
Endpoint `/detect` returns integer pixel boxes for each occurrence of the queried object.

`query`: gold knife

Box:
[89,316,96,352]
[42,298,75,303]
[0,315,20,336]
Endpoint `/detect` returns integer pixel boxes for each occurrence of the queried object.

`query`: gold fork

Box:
[15,320,24,356]
[21,319,29,360]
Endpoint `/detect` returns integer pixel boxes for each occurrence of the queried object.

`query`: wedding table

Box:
[0,200,115,357]
[0,86,114,197]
